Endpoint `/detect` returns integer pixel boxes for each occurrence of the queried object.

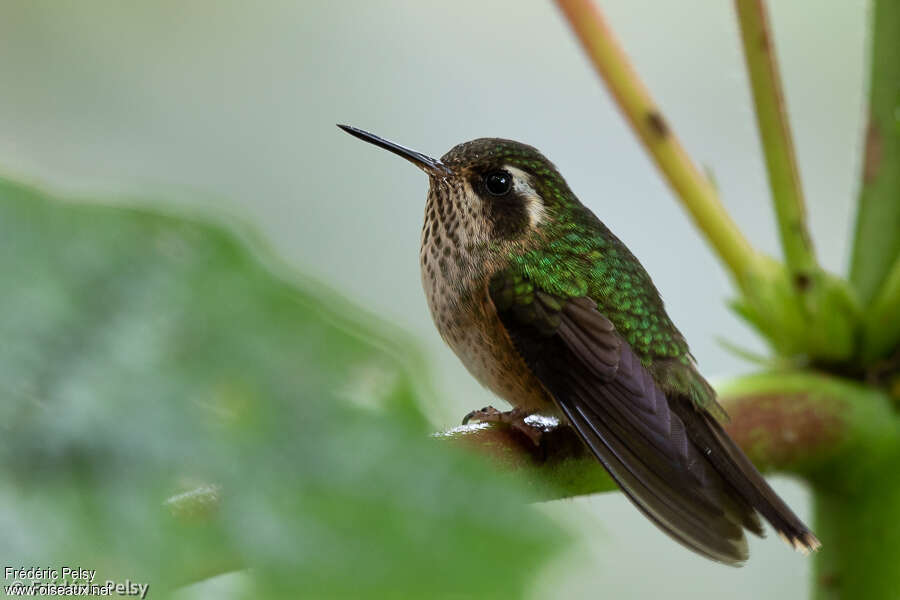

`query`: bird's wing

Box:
[488,270,758,564]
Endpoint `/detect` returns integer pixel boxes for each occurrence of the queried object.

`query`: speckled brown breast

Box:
[419,178,553,414]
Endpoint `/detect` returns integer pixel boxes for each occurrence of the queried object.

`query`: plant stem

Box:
[734,0,819,289]
[862,255,900,362]
[811,448,900,599]
[848,0,900,307]
[554,0,762,285]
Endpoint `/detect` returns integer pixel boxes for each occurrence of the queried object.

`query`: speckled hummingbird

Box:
[338,125,820,564]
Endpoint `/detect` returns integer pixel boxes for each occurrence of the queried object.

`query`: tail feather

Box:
[671,395,821,553]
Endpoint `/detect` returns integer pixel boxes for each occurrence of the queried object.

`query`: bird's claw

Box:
[462,405,503,425]
[461,406,543,446]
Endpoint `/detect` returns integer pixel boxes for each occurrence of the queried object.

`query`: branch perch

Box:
[437,373,897,502]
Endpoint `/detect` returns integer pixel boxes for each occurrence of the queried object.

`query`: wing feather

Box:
[487,274,806,564]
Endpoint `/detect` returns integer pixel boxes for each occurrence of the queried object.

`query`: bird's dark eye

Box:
[484,170,512,196]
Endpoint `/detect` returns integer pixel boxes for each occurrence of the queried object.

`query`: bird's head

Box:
[338,125,584,253]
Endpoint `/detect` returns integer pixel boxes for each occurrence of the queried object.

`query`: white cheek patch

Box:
[505,166,547,227]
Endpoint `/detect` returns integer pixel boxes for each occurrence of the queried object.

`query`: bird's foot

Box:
[462,406,543,446]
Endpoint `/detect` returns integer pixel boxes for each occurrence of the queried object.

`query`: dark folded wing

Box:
[489,273,759,564]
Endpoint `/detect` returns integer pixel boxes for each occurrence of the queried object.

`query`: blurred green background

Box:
[0,1,867,598]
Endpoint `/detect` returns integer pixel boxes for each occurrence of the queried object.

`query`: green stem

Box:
[734,0,819,288]
[554,0,763,285]
[848,0,900,307]
[862,255,900,362]
[811,448,900,599]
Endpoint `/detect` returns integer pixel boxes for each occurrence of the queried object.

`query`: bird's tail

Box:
[674,396,821,553]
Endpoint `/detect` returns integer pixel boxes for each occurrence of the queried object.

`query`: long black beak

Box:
[337,125,451,176]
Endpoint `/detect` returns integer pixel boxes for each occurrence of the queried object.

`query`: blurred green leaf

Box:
[0,177,566,598]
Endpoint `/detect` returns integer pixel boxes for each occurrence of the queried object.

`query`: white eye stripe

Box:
[505,165,546,227]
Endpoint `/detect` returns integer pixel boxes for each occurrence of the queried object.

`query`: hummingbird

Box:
[338,124,820,565]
